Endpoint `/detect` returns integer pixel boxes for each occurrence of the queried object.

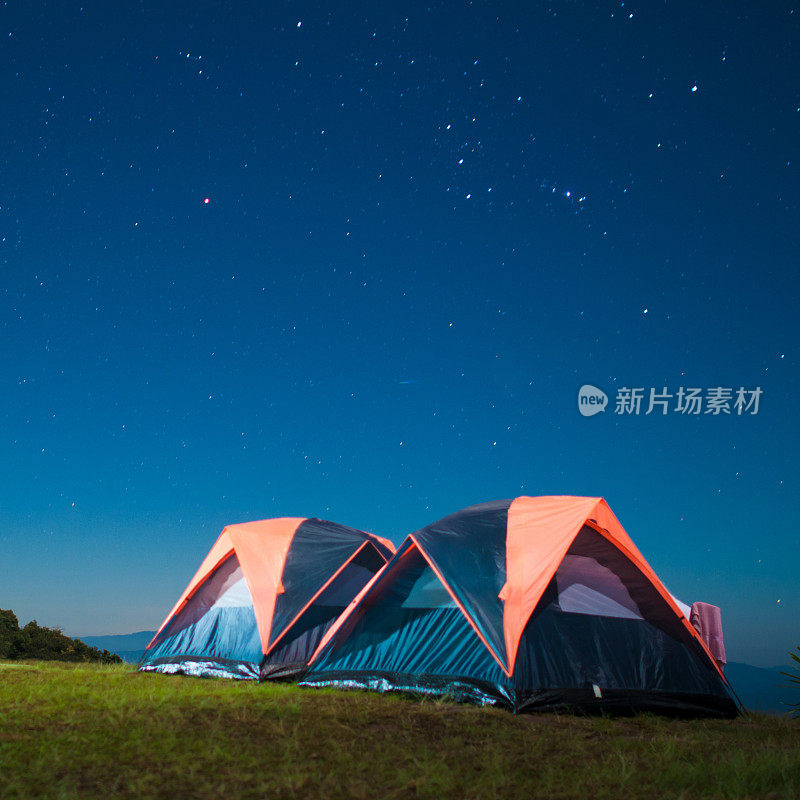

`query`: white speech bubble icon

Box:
[578,385,608,417]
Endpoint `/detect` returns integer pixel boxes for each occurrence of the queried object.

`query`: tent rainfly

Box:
[300,496,739,717]
[139,518,394,680]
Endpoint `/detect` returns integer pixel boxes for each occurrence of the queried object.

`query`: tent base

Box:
[300,670,513,707]
[138,656,259,680]
[300,671,739,717]
[260,660,308,681]
[517,687,739,718]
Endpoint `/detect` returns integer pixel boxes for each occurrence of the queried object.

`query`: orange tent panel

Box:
[226,518,306,652]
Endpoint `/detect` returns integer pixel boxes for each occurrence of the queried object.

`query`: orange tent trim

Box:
[147,529,236,649]
[262,539,375,659]
[410,535,512,678]
[307,556,395,666]
[147,518,305,652]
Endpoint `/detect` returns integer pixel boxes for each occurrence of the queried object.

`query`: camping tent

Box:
[301,497,739,716]
[139,517,394,680]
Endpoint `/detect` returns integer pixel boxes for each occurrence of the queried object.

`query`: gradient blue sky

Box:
[1,1,797,667]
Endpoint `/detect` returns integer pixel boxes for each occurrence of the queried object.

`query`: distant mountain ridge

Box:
[724,662,793,715]
[78,631,156,664]
[76,633,795,714]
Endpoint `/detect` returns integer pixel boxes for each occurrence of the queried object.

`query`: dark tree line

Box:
[0,608,121,663]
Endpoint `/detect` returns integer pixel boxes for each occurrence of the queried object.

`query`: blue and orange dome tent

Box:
[301,496,739,717]
[139,517,393,680]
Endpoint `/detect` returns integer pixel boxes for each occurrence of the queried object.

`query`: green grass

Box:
[1,661,798,799]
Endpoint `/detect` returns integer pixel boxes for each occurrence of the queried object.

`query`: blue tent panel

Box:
[140,554,261,679]
[302,546,513,706]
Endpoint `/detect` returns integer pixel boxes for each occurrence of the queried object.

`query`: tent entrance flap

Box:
[141,553,262,676]
[512,527,736,713]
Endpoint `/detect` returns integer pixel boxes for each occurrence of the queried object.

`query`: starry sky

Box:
[1,1,797,668]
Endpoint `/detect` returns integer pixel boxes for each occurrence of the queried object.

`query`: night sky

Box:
[1,1,797,668]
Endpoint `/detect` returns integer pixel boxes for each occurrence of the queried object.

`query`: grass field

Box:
[0,661,798,799]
